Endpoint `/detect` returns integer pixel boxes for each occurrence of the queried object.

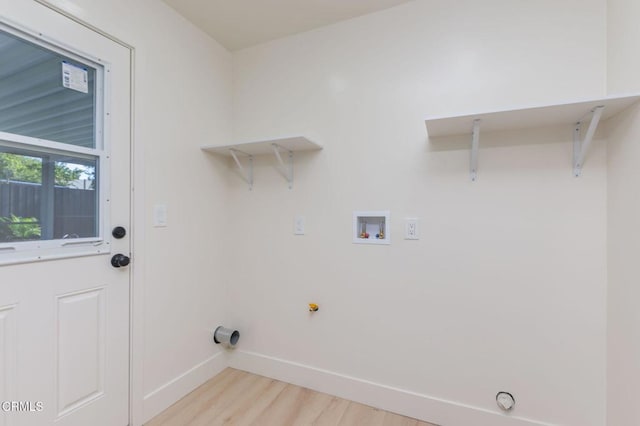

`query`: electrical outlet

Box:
[405,218,419,240]
[294,216,305,235]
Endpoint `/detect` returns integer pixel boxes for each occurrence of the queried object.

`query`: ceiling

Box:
[163,0,416,51]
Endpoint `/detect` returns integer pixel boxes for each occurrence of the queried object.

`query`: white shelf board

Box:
[425,94,640,138]
[201,136,322,156]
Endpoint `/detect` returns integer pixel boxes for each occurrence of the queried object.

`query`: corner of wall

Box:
[142,352,228,423]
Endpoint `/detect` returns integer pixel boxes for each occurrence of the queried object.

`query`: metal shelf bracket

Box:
[573,105,605,177]
[229,148,253,190]
[271,143,294,189]
[470,119,481,181]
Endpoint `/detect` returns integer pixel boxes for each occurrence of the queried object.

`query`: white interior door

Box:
[0,2,131,426]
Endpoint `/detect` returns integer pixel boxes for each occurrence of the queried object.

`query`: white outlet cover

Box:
[294,216,305,235]
[404,218,419,240]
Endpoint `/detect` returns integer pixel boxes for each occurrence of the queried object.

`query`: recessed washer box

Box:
[353,211,390,245]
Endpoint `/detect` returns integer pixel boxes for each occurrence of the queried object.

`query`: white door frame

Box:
[32,2,145,425]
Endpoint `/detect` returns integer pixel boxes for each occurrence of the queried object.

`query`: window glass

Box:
[0,30,97,148]
[0,148,98,243]
[53,157,97,240]
[0,26,103,249]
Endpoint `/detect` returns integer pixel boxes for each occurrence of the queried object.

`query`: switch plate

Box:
[153,204,168,227]
[294,216,305,235]
[404,218,419,240]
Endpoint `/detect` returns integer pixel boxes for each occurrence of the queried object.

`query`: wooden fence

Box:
[0,181,96,239]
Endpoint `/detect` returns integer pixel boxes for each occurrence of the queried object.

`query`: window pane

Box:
[0,29,97,148]
[54,158,97,240]
[0,149,98,243]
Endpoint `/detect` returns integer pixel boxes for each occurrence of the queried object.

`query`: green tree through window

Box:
[0,152,82,186]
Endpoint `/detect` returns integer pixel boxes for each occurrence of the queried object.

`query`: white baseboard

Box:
[142,351,227,424]
[229,350,555,426]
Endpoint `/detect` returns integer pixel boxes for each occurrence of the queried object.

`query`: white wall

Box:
[39,0,233,423]
[28,1,632,425]
[229,1,608,425]
[606,1,640,425]
[607,0,640,95]
[606,103,640,426]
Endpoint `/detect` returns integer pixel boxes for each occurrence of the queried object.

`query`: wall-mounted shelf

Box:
[425,94,640,180]
[201,136,322,189]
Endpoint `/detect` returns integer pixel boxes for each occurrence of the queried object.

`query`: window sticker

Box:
[61,61,88,93]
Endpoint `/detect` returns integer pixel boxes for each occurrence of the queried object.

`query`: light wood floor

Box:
[146,368,437,426]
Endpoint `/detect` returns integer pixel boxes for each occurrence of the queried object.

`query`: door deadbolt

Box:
[111,253,130,268]
[112,226,126,239]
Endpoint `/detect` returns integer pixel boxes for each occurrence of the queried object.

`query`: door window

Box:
[0,24,108,262]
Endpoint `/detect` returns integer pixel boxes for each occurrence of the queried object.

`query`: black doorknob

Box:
[111,253,130,268]
[112,226,126,239]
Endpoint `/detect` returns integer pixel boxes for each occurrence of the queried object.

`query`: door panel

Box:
[0,2,131,426]
[0,304,17,426]
[56,288,105,417]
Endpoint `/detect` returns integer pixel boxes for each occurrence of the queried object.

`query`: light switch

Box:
[153,204,168,227]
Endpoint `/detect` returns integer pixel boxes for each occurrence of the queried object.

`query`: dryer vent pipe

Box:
[213,326,240,347]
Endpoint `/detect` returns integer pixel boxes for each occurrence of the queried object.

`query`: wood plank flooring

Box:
[146,368,437,426]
